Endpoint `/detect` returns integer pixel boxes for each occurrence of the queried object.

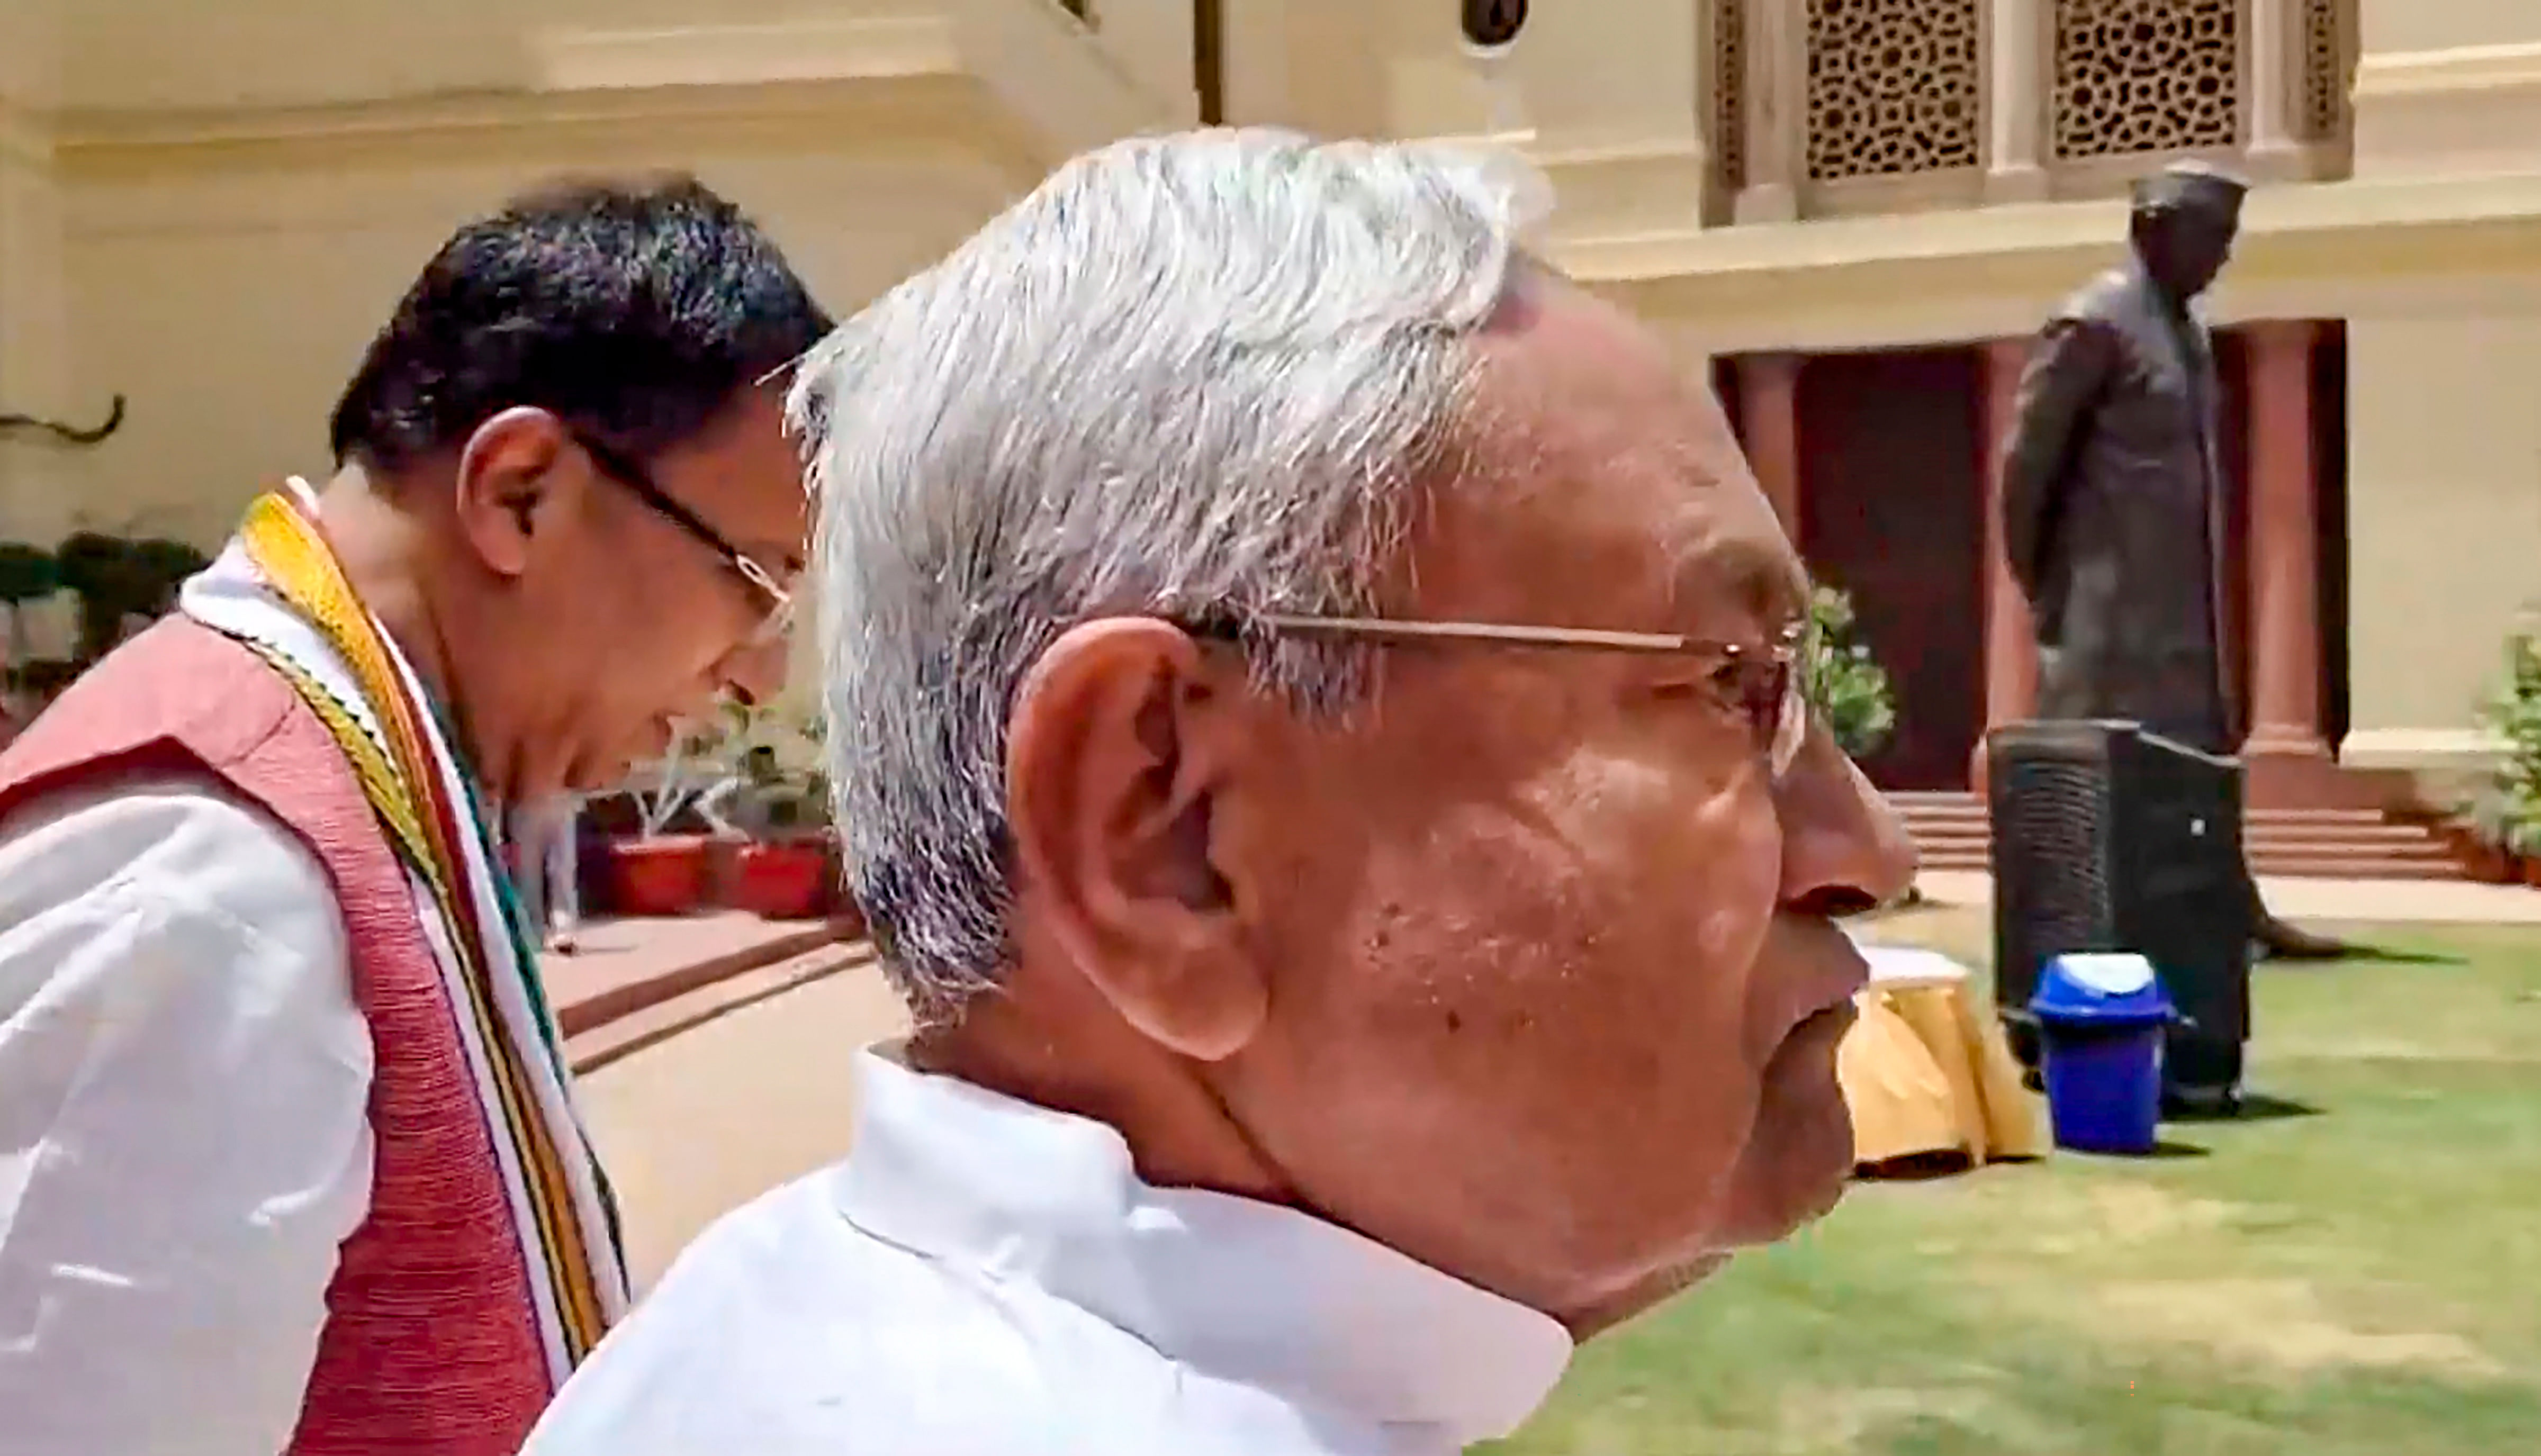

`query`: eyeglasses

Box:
[1213,612,1813,780]
[571,429,795,648]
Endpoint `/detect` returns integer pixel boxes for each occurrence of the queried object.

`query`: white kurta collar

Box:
[835,1047,1574,1446]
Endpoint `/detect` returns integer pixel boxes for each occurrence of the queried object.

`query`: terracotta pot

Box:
[731,839,832,921]
[2439,825,2517,884]
[573,821,614,914]
[811,830,871,938]
[607,835,710,918]
[2471,845,2518,885]
[702,834,747,908]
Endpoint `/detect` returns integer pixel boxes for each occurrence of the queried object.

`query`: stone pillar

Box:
[1736,352,1803,537]
[1733,0,1803,222]
[1970,337,2038,792]
[2239,318,2341,806]
[2244,0,2304,175]
[1982,0,2049,202]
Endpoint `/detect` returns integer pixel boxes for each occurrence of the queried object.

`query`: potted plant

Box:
[2469,611,2541,885]
[2444,792,2520,884]
[1801,583,1897,762]
[0,541,58,727]
[599,717,729,917]
[728,777,833,920]
[52,530,210,667]
[695,703,836,921]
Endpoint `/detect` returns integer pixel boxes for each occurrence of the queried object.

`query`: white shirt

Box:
[0,775,373,1456]
[526,1050,1573,1455]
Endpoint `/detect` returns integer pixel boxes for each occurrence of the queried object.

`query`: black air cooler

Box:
[1986,719,2253,1114]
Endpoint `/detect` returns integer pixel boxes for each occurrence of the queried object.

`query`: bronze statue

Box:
[1998,160,2341,960]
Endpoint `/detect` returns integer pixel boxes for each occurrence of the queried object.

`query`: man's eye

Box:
[1652,664,1750,708]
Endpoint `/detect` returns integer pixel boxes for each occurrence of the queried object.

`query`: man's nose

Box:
[1774,725,1917,914]
[721,636,792,709]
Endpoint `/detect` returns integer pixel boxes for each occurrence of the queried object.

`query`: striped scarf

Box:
[179,481,629,1380]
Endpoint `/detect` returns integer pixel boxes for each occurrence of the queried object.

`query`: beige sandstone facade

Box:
[1,1,2535,799]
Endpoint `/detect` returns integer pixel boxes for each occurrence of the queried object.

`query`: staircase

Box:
[1891,791,2468,880]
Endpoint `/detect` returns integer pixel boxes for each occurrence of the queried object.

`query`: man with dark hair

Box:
[2001,159,2340,963]
[0,176,828,1454]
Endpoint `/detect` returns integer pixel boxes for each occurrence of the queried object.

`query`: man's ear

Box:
[1005,618,1269,1062]
[452,407,576,578]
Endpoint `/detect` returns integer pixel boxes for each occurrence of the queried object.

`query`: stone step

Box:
[1909,828,2453,855]
[1887,791,2399,827]
[1909,846,2467,881]
[1891,789,2470,881]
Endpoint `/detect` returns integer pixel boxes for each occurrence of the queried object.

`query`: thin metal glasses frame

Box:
[572,429,794,646]
[1226,612,1812,776]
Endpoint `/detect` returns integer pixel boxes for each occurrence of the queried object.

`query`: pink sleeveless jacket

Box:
[0,617,552,1454]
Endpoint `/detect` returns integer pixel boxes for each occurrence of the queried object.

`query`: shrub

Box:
[2473,612,2541,855]
[1803,583,1896,761]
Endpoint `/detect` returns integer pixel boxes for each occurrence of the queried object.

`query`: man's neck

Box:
[913,982,1295,1210]
[311,466,473,776]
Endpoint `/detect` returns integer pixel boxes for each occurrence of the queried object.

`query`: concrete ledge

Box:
[1567,170,2541,352]
[2339,726,2507,772]
[2353,42,2541,101]
[528,17,963,92]
[567,941,880,1075]
[2354,44,2541,183]
[545,912,854,1039]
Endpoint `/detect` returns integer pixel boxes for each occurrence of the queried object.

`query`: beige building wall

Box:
[0,2,75,565]
[0,1,1195,573]
[1222,0,1711,237]
[2340,0,2541,773]
[59,123,1021,546]
[8,0,2541,793]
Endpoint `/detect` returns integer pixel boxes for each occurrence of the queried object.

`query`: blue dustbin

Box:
[2027,953,2178,1155]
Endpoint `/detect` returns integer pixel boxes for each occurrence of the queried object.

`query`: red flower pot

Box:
[731,839,832,921]
[2473,845,2519,885]
[607,835,710,918]
[2437,824,2517,884]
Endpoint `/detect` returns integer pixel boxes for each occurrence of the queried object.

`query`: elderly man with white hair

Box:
[525,128,1914,1455]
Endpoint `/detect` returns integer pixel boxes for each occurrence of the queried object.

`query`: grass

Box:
[1485,914,2541,1455]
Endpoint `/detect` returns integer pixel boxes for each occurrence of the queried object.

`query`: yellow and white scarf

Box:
[180,479,629,1381]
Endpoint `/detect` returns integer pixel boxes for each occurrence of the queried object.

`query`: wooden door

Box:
[1791,347,1988,791]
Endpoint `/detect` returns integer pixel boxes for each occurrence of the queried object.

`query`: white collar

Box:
[835,1047,1574,1445]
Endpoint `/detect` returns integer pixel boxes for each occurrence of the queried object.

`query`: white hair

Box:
[790,128,1546,1019]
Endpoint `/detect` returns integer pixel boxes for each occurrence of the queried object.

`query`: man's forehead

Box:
[674,388,812,566]
[1437,286,1806,627]
[1467,289,1738,494]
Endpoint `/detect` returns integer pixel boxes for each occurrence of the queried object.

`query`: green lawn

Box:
[1486,917,2541,1455]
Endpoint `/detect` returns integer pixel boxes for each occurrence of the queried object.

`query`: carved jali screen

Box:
[1804,0,1982,182]
[2051,0,2241,160]
[2302,0,2353,142]
[1713,0,1746,192]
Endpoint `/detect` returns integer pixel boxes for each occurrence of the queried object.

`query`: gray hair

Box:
[789,128,1546,1019]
